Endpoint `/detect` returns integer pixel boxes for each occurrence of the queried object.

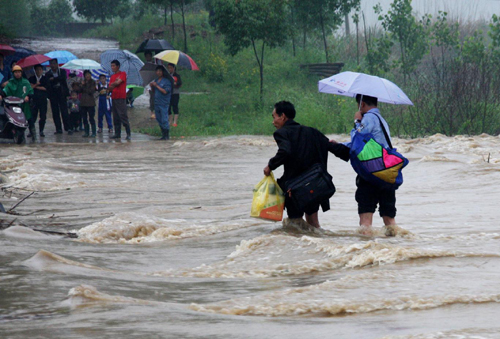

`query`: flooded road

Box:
[13,37,119,60]
[2,132,500,338]
[2,38,500,338]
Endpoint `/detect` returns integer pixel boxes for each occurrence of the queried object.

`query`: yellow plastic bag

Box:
[250,172,285,221]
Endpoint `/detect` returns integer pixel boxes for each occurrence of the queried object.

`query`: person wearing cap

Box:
[1,65,34,140]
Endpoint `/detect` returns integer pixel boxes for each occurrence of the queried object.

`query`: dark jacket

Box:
[45,68,69,99]
[80,79,96,107]
[28,74,49,101]
[268,120,350,189]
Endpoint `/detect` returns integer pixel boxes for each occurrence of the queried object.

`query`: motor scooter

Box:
[0,96,28,144]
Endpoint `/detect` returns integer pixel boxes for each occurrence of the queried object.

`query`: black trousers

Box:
[31,98,48,132]
[49,95,70,131]
[69,111,80,131]
[80,106,96,127]
[355,175,397,218]
[168,93,180,115]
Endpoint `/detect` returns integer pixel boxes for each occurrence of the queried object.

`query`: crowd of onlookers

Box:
[0,50,182,142]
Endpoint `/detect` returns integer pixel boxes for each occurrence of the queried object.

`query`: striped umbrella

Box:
[100,49,144,86]
[90,68,110,82]
[154,50,199,70]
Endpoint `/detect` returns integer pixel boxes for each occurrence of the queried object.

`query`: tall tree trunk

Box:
[356,19,359,65]
[290,5,296,57]
[181,0,187,52]
[344,12,350,36]
[303,26,306,50]
[251,39,265,104]
[319,12,329,63]
[164,5,167,26]
[170,1,175,41]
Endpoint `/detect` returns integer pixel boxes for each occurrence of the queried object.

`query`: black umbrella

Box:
[136,39,175,54]
[140,63,174,86]
[5,47,37,68]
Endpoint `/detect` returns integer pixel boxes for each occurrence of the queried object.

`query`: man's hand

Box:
[329,139,338,144]
[24,96,29,102]
[354,111,363,121]
[263,165,271,176]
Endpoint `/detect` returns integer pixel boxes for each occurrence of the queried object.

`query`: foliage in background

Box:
[3,0,499,138]
[72,0,132,23]
[84,0,500,138]
[0,0,32,37]
[211,0,291,102]
[31,0,73,36]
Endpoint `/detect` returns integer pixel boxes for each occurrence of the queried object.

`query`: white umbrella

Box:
[61,59,102,70]
[318,71,413,105]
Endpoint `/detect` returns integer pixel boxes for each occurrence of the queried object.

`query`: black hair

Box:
[34,64,43,70]
[71,90,78,95]
[83,70,91,77]
[274,101,296,120]
[50,58,58,64]
[99,74,106,78]
[155,65,168,77]
[167,63,176,68]
[355,94,378,107]
[145,51,152,56]
[111,59,120,67]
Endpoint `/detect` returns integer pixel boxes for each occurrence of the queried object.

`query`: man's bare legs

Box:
[305,212,320,228]
[359,213,397,235]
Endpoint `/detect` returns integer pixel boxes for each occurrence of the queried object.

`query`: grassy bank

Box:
[86,8,500,139]
[87,14,358,138]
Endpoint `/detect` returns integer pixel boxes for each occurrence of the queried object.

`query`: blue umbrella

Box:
[4,47,36,68]
[100,49,144,86]
[42,50,78,66]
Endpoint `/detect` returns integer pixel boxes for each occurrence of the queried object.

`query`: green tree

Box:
[179,0,196,52]
[73,0,131,23]
[291,0,359,62]
[0,0,31,37]
[32,0,73,36]
[143,0,176,37]
[377,0,430,81]
[211,0,290,102]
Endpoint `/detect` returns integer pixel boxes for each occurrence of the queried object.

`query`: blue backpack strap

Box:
[365,112,393,149]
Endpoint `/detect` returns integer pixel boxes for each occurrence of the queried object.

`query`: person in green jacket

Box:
[1,65,34,140]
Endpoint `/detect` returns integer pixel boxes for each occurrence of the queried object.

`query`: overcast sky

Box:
[357,0,500,27]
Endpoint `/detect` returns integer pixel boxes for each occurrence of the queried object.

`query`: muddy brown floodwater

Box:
[2,38,500,339]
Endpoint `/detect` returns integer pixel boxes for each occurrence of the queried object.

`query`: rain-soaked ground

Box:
[2,38,500,339]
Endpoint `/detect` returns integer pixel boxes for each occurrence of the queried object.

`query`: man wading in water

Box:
[350,94,398,236]
[263,101,349,229]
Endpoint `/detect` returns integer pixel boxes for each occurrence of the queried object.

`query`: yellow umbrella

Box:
[154,50,199,70]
